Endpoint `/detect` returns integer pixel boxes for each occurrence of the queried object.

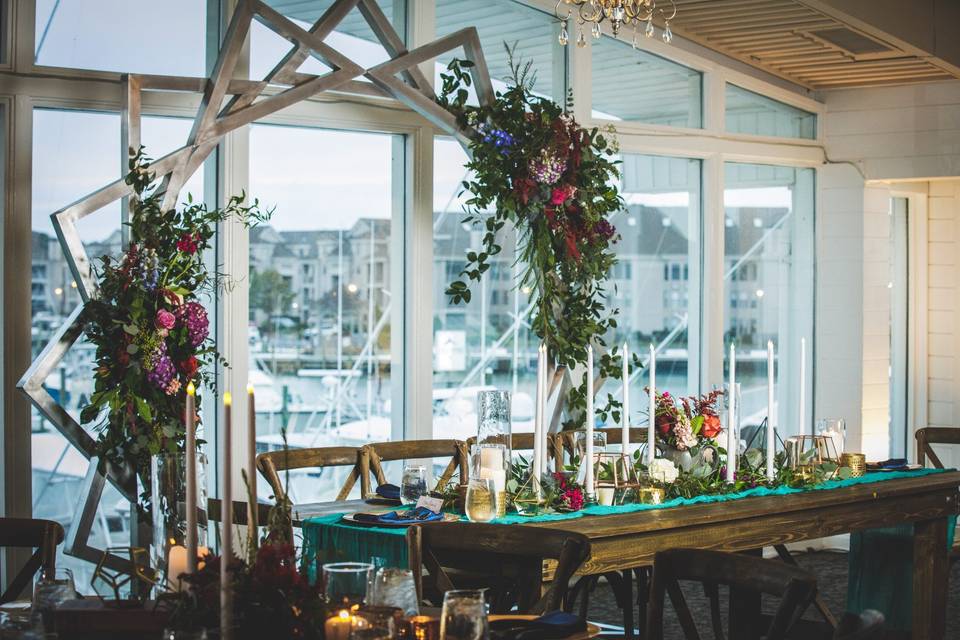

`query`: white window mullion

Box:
[701,154,725,391]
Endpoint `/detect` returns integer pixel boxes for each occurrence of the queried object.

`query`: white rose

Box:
[650,458,679,484]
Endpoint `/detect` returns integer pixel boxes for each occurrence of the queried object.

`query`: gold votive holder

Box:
[636,486,665,505]
[409,615,440,640]
[840,453,866,477]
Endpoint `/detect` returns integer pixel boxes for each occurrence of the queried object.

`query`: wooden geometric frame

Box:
[18,0,493,571]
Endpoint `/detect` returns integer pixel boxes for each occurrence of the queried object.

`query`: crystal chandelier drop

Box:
[556,0,678,48]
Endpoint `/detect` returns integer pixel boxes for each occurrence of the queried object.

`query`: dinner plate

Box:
[341,512,460,528]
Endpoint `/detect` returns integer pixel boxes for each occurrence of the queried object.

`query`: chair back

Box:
[362,440,468,497]
[915,427,960,469]
[645,548,816,640]
[0,518,64,604]
[406,522,590,614]
[257,446,362,503]
[558,427,652,460]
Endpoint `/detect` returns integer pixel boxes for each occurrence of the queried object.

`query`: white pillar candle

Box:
[585,344,595,498]
[185,381,197,575]
[621,342,630,455]
[726,344,736,483]
[168,545,188,591]
[766,341,776,481]
[798,337,807,437]
[533,343,546,486]
[221,392,233,640]
[647,343,656,465]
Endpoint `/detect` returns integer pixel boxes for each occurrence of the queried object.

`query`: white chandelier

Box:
[555,0,678,47]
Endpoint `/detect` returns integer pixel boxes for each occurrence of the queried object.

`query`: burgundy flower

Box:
[177,232,200,254]
[180,355,199,378]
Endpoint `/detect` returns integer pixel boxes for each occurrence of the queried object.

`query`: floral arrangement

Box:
[79,149,268,483]
[437,47,628,422]
[507,457,585,513]
[651,389,724,451]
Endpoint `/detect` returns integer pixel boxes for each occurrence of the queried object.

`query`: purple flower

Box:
[595,219,616,240]
[147,342,176,391]
[529,150,566,185]
[180,302,209,347]
[480,126,514,155]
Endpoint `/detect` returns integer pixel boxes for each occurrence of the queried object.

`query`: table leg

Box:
[912,517,948,640]
[729,549,762,640]
[622,569,635,640]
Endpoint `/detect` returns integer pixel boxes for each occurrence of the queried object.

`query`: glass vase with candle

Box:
[323,562,374,608]
[471,443,508,518]
[151,452,208,592]
[476,390,512,462]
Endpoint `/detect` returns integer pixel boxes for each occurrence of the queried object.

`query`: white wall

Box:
[821,80,960,464]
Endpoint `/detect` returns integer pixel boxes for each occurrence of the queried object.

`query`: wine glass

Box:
[400,465,427,506]
[368,567,419,616]
[440,589,489,640]
[464,477,496,523]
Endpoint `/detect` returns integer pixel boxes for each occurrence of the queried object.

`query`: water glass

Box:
[322,562,373,608]
[816,418,846,457]
[440,589,489,640]
[400,465,428,505]
[464,478,496,523]
[368,568,419,616]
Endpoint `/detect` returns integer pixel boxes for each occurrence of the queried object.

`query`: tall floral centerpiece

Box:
[79,149,267,575]
[439,48,626,421]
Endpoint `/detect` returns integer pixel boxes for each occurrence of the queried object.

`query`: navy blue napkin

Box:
[376,483,401,500]
[867,458,909,471]
[491,611,587,640]
[352,507,442,525]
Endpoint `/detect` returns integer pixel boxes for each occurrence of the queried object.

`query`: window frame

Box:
[2,0,829,581]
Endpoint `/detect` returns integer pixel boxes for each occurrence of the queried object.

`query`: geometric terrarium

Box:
[91,547,158,608]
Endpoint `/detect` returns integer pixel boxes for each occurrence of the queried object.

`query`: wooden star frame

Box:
[17,0,494,571]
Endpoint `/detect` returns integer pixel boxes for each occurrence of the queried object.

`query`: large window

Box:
[34,0,206,76]
[436,0,564,101]
[30,109,201,590]
[248,124,401,504]
[592,37,702,127]
[432,138,539,439]
[604,154,702,421]
[725,84,816,140]
[723,163,814,440]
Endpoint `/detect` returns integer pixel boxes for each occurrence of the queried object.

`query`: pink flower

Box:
[155,309,176,331]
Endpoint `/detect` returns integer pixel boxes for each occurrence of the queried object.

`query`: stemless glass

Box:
[440,589,489,640]
[368,567,420,616]
[322,562,374,608]
[400,465,428,505]
[32,568,76,631]
[464,477,496,523]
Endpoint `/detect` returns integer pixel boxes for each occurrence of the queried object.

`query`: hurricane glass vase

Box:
[151,452,208,592]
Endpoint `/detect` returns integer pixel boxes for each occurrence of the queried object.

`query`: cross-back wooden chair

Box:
[256,446,362,504]
[361,440,468,497]
[465,433,565,474]
[405,522,590,615]
[0,518,64,604]
[645,548,817,640]
[915,427,960,561]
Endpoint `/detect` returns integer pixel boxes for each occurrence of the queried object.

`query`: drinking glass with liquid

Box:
[400,465,428,505]
[464,477,496,523]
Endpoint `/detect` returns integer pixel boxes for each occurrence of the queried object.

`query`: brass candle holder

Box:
[785,434,840,480]
[840,453,866,477]
[594,452,640,506]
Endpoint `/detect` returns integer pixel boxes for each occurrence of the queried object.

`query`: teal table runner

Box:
[302,468,955,585]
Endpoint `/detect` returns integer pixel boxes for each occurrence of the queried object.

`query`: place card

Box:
[415,495,443,514]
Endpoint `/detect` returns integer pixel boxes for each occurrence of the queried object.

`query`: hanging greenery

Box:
[438,46,633,423]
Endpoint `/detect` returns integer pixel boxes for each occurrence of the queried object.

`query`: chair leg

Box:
[773,544,838,629]
[621,570,635,640]
[634,567,650,639]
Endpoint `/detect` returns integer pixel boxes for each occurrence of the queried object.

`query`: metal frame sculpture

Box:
[18,0,494,570]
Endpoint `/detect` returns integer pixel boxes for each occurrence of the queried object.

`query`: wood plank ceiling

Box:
[670,0,956,89]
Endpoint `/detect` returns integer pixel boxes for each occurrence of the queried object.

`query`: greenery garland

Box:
[438,47,632,425]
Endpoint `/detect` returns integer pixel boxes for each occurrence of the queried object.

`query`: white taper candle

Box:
[621,342,630,454]
[221,392,233,640]
[799,337,807,436]
[766,341,776,481]
[585,345,595,498]
[647,343,656,465]
[726,344,737,483]
[185,382,197,575]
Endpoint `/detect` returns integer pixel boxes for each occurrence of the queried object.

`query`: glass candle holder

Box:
[477,390,512,462]
[471,443,508,518]
[816,418,846,457]
[151,452,208,593]
[322,562,374,608]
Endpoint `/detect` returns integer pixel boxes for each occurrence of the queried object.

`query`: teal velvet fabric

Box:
[847,516,957,631]
[302,468,954,584]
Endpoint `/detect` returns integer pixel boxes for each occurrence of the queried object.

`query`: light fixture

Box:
[556,0,677,48]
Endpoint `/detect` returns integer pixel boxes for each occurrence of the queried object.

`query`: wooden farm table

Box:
[296,471,960,640]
